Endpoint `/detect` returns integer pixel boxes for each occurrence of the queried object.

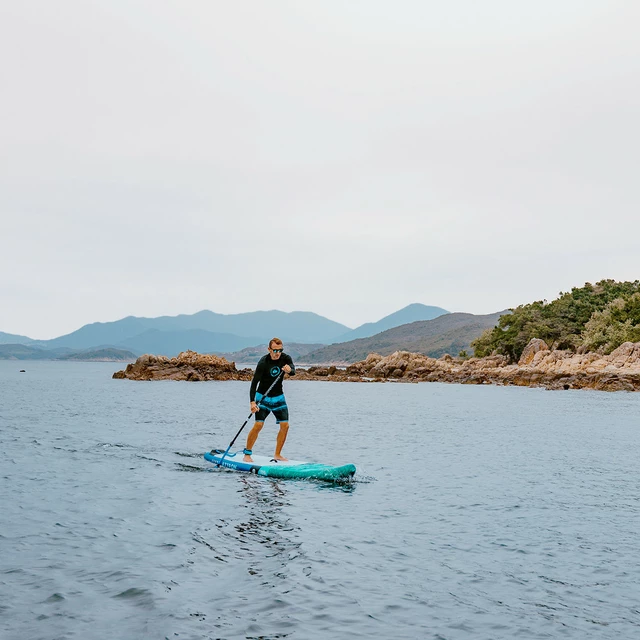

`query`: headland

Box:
[113,340,640,391]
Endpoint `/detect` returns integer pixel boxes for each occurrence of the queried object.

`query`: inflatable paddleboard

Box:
[204,449,356,481]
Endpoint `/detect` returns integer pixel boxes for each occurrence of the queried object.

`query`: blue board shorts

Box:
[254,392,289,423]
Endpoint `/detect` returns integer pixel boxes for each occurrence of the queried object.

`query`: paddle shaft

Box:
[216,370,285,467]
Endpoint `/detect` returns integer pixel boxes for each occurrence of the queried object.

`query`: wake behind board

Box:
[204,449,356,481]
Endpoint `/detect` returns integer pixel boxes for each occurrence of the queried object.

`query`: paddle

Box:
[216,370,285,467]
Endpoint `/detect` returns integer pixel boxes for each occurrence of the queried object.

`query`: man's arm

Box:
[286,354,296,376]
[250,358,264,402]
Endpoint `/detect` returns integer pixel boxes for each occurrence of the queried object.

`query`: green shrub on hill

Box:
[582,293,640,353]
[472,280,640,362]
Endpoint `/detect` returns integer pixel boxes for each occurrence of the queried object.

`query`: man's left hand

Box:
[283,364,292,374]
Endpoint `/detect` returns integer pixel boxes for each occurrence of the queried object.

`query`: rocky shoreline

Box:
[112,341,640,391]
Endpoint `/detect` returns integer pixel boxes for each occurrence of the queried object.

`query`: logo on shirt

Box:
[270,366,281,377]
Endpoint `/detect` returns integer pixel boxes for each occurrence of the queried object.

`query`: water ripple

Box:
[2,362,640,639]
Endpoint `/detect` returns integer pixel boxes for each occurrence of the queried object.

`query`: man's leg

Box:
[244,421,264,462]
[273,422,289,461]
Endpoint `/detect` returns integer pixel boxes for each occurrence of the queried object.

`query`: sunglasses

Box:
[271,348,283,353]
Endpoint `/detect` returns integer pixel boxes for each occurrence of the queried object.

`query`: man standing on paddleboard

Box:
[244,338,295,463]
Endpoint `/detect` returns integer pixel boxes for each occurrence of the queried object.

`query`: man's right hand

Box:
[250,401,259,414]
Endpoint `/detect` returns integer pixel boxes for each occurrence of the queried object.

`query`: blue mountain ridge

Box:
[18,310,352,352]
[334,303,449,342]
[0,331,35,345]
[117,329,264,357]
[3,304,452,357]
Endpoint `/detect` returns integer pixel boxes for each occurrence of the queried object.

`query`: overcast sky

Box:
[1,1,639,338]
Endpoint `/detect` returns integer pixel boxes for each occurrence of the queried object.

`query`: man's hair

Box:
[269,337,283,349]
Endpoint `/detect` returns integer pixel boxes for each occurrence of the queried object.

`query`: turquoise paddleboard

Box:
[204,449,356,481]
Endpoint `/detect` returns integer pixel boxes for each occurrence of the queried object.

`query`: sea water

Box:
[1,361,639,639]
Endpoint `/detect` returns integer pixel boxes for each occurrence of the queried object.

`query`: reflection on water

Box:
[212,477,300,572]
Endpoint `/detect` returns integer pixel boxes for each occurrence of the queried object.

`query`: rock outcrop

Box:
[518,338,550,365]
[112,350,253,382]
[327,340,640,391]
[113,342,640,391]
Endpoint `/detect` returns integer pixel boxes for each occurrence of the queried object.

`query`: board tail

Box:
[258,463,356,480]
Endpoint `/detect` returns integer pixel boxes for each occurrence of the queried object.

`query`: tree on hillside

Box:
[582,293,640,353]
[471,280,640,361]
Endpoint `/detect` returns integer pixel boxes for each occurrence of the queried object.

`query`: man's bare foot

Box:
[272,455,288,461]
[243,455,253,463]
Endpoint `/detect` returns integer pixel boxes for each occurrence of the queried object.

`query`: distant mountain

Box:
[3,304,459,360]
[0,343,135,361]
[144,310,348,342]
[58,348,136,362]
[0,331,34,345]
[43,316,150,350]
[335,304,449,342]
[0,344,53,359]
[41,310,351,351]
[0,344,75,360]
[217,342,324,364]
[300,311,508,364]
[117,329,264,357]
